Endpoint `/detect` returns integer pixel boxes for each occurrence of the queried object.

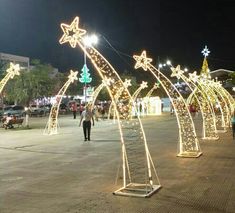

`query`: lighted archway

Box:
[209,80,232,127]
[133,51,202,158]
[44,70,78,135]
[198,78,227,132]
[144,83,160,115]
[131,81,148,117]
[0,63,21,94]
[59,17,161,197]
[171,66,218,140]
[146,83,159,98]
[107,79,132,120]
[90,81,106,109]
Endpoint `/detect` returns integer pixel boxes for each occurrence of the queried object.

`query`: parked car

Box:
[0,107,3,118]
[29,105,50,116]
[3,105,26,117]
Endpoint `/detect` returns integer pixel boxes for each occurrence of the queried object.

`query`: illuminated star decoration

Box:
[201,45,210,57]
[189,71,199,83]
[7,62,21,78]
[123,79,132,88]
[59,16,86,48]
[133,51,152,71]
[140,81,148,89]
[68,70,78,83]
[154,82,160,89]
[170,65,184,79]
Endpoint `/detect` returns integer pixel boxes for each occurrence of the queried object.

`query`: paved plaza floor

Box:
[0,113,235,213]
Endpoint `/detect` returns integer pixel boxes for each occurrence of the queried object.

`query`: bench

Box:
[2,118,24,129]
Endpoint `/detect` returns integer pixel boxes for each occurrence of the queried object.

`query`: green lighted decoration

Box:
[79,64,92,83]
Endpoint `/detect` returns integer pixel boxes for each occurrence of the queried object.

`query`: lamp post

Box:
[80,34,98,104]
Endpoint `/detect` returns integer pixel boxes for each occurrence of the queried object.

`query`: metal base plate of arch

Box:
[113,183,162,198]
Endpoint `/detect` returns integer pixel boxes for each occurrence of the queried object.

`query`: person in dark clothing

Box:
[71,102,78,119]
[79,105,94,141]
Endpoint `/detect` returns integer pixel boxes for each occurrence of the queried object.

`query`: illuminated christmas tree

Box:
[79,64,92,83]
[200,45,211,79]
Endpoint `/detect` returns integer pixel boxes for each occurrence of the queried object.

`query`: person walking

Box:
[71,102,78,119]
[231,111,235,139]
[79,104,84,116]
[79,105,94,141]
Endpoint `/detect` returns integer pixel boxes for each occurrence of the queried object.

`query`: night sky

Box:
[0,0,235,76]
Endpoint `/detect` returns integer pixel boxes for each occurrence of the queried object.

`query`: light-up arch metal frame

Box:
[214,81,235,120]
[131,81,148,118]
[198,78,227,132]
[132,81,148,101]
[133,51,202,158]
[44,70,78,135]
[220,84,235,114]
[146,83,159,98]
[0,63,21,94]
[145,83,160,115]
[107,79,132,120]
[90,81,105,109]
[59,17,161,198]
[171,67,218,140]
[209,83,230,128]
[209,80,232,127]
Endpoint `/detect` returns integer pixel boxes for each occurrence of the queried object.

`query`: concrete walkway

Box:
[0,114,235,213]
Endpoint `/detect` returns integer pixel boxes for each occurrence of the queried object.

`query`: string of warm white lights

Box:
[44,70,78,135]
[130,81,148,119]
[91,82,105,109]
[133,51,202,158]
[208,80,230,128]
[218,83,235,115]
[108,79,132,120]
[171,65,218,140]
[146,83,159,98]
[210,80,234,126]
[198,77,227,132]
[59,16,161,198]
[0,62,21,94]
[132,81,148,101]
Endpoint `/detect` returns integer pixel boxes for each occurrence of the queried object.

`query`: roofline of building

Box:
[210,69,234,74]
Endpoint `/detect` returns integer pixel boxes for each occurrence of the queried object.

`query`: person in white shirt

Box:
[79,105,94,141]
[4,113,13,129]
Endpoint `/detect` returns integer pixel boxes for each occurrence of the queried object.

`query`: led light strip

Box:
[107,79,132,120]
[44,70,78,135]
[208,81,230,128]
[59,17,161,197]
[133,51,202,158]
[0,63,21,94]
[198,78,226,133]
[171,67,218,140]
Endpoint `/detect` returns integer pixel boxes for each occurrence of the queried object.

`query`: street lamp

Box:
[80,34,98,104]
[166,60,171,66]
